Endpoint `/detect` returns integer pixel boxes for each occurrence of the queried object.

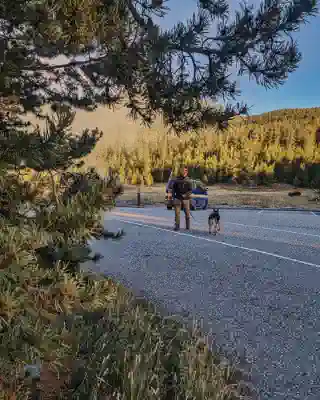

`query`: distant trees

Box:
[104,108,320,188]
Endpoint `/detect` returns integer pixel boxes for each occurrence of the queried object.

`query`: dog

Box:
[208,208,221,234]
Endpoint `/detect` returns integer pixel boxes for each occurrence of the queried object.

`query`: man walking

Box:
[172,166,193,231]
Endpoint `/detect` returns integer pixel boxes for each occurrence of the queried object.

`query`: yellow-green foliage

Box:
[20,169,60,184]
[104,107,320,187]
[0,263,252,399]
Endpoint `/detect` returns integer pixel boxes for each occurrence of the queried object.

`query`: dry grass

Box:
[0,261,254,400]
[24,105,165,174]
[117,183,320,209]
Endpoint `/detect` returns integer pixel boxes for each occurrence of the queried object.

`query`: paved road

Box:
[88,207,320,400]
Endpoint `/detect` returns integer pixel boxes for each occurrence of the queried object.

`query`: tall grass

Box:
[0,263,254,399]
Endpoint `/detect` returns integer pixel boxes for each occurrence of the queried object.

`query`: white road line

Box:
[311,212,319,217]
[115,218,320,269]
[225,222,320,238]
[258,210,263,214]
[115,209,320,238]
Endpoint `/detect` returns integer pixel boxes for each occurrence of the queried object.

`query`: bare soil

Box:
[118,183,320,209]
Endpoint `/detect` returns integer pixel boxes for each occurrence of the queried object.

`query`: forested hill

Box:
[246,107,320,123]
[85,106,320,188]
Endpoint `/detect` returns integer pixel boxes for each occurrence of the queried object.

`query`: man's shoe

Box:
[174,225,180,231]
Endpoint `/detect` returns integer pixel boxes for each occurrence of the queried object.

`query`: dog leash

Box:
[189,210,201,225]
[178,197,201,225]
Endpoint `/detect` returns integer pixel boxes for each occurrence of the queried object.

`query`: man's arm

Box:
[184,179,193,200]
[171,180,177,198]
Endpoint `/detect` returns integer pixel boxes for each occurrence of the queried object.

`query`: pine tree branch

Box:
[127,0,148,28]
[0,0,317,135]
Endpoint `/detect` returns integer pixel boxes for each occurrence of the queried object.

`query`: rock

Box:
[288,191,302,197]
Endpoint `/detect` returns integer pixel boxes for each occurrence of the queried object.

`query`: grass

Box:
[0,261,254,400]
[24,105,164,174]
[118,183,320,209]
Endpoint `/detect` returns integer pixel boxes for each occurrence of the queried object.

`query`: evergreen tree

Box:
[104,107,320,189]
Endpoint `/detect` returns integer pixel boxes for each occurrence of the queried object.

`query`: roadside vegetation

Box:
[1,264,254,399]
[0,0,318,397]
[117,182,320,209]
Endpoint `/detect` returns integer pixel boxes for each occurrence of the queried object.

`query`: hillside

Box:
[89,106,320,188]
[26,105,320,188]
[25,104,165,172]
[247,107,320,123]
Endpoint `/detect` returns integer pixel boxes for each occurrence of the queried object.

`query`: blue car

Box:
[165,177,209,210]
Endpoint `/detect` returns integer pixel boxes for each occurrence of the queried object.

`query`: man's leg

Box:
[174,199,181,230]
[183,199,191,230]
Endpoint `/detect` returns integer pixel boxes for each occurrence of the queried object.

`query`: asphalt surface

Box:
[88,207,320,400]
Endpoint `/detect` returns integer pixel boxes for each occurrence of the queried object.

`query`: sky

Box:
[160,0,320,115]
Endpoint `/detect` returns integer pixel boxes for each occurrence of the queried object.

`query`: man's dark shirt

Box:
[172,176,192,200]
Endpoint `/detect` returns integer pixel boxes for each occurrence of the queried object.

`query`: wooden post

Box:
[137,177,145,207]
[137,185,141,207]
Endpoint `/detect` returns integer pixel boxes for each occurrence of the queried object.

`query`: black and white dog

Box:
[208,208,221,234]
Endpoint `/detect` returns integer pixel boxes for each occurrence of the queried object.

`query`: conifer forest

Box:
[104,107,320,188]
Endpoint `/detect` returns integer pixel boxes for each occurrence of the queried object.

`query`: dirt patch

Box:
[118,184,320,210]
